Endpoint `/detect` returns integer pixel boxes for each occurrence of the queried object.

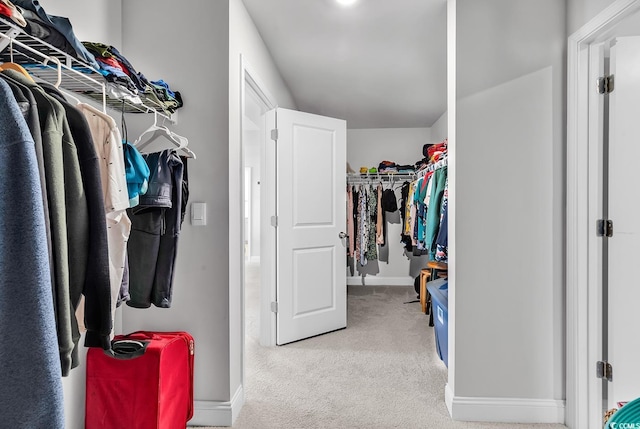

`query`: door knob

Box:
[339,232,347,239]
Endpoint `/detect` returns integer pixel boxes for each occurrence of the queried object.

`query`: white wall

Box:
[447,0,565,423]
[45,0,122,48]
[431,111,448,143]
[119,1,232,426]
[229,0,296,423]
[346,127,434,285]
[567,0,617,35]
[347,128,431,172]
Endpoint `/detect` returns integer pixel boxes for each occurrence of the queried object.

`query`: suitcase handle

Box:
[125,332,161,341]
[104,339,149,359]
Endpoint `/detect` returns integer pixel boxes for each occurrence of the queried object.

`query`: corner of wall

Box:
[446,394,565,424]
[189,385,245,427]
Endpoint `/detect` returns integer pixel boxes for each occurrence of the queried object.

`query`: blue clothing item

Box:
[415,176,429,250]
[151,79,176,98]
[435,179,448,263]
[18,7,77,58]
[123,141,150,208]
[0,79,65,428]
[95,60,139,94]
[96,59,128,79]
[426,167,447,260]
[12,0,100,69]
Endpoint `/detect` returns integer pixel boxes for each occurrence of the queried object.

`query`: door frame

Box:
[240,54,279,361]
[566,1,640,428]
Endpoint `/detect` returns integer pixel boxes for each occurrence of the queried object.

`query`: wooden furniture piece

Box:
[419,269,431,314]
[420,260,448,326]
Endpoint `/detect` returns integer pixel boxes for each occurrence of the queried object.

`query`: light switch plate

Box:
[191,202,206,226]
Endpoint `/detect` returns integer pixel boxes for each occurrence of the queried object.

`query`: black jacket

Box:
[41,83,113,354]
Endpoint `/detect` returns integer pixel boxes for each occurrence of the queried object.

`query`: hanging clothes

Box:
[366,186,377,261]
[0,77,65,429]
[353,187,360,261]
[180,155,190,224]
[435,178,448,263]
[126,150,184,308]
[376,183,384,245]
[409,178,421,248]
[41,82,113,367]
[358,186,368,266]
[425,166,447,260]
[123,140,150,208]
[78,102,131,347]
[380,187,398,248]
[2,68,80,374]
[0,70,53,272]
[347,185,355,257]
[399,181,413,251]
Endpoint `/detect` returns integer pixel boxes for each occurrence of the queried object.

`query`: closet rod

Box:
[346,173,417,184]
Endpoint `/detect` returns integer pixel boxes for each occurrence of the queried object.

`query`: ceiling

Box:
[241,0,447,129]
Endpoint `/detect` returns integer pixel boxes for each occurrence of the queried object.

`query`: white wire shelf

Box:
[347,172,417,184]
[0,15,174,120]
[347,157,447,185]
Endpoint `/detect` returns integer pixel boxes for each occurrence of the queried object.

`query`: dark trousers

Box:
[126,152,183,308]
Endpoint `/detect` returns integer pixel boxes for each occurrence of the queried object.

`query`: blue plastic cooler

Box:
[427,280,448,367]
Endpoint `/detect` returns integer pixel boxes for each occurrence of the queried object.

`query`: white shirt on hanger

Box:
[77,103,131,337]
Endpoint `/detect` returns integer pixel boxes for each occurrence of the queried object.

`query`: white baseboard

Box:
[188,385,244,427]
[445,385,565,424]
[346,275,413,286]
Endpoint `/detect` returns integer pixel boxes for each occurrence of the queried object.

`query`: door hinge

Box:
[271,129,279,141]
[597,75,615,94]
[597,219,613,237]
[271,301,279,313]
[270,215,278,228]
[596,360,613,382]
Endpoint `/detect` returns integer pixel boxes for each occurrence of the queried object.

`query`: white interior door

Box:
[273,107,347,345]
[607,36,640,409]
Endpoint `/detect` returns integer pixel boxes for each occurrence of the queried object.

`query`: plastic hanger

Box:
[0,62,34,82]
[133,111,184,149]
[42,57,61,88]
[180,146,197,160]
[0,35,35,82]
[134,111,194,158]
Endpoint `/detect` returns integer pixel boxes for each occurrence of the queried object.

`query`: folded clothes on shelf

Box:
[12,0,100,69]
[83,42,183,113]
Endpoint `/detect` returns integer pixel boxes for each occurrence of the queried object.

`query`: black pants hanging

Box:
[126,151,184,309]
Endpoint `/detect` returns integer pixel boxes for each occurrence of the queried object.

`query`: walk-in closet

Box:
[1,0,608,427]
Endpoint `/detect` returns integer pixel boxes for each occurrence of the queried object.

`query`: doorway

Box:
[241,58,278,351]
[567,1,640,428]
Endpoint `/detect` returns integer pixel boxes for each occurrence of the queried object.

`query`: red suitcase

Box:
[85,331,194,429]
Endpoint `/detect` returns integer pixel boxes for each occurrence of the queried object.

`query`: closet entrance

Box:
[241,62,347,349]
[567,2,640,427]
[599,34,640,416]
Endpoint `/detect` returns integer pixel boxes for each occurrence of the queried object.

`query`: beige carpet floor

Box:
[196,263,567,429]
